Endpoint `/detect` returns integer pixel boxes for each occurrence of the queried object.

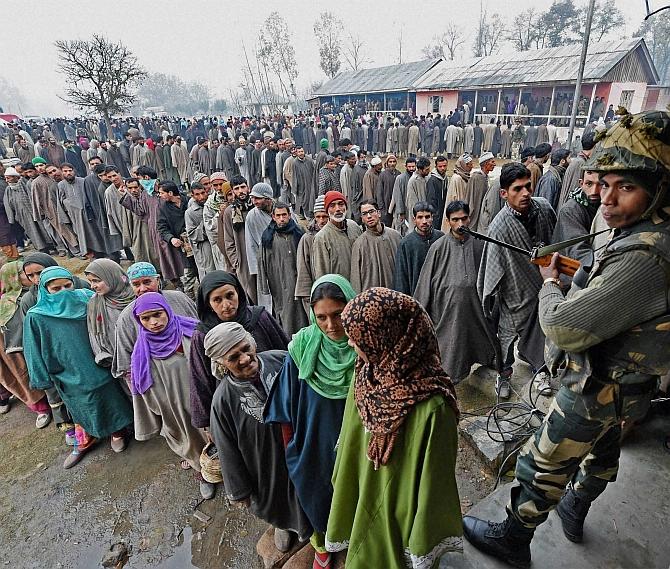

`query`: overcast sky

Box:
[1,0,649,116]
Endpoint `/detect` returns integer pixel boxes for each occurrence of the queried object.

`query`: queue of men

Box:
[0,114,609,400]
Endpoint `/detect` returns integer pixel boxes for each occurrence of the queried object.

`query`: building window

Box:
[619,90,634,110]
[429,96,442,113]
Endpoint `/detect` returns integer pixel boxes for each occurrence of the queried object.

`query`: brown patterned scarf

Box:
[341,287,459,469]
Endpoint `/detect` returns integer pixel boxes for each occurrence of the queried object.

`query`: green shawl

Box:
[287,274,356,400]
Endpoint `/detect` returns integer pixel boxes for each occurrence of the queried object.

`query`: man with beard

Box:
[245,183,275,310]
[351,199,401,293]
[478,163,556,398]
[46,137,65,167]
[3,167,53,253]
[393,202,443,295]
[62,140,87,177]
[221,175,256,303]
[536,148,571,211]
[312,190,362,281]
[103,166,136,263]
[30,158,67,257]
[551,169,602,264]
[389,156,416,236]
[292,146,316,218]
[84,161,122,260]
[463,151,496,232]
[106,140,130,178]
[116,177,158,268]
[378,154,400,226]
[131,137,157,171]
[171,136,190,185]
[351,149,368,222]
[258,201,308,335]
[295,195,328,315]
[44,164,80,256]
[414,200,500,383]
[362,155,382,203]
[406,157,431,231]
[191,137,211,176]
[235,136,249,181]
[426,155,449,230]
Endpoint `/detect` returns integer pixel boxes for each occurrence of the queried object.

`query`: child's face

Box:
[138,309,169,333]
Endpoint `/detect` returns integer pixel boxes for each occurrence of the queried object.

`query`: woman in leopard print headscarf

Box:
[326,287,463,569]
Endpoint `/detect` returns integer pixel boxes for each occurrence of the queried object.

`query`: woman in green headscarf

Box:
[23,266,134,469]
[264,274,356,569]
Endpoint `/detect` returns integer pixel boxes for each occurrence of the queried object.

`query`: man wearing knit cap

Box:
[528,142,551,191]
[295,194,329,316]
[245,182,275,310]
[312,190,362,281]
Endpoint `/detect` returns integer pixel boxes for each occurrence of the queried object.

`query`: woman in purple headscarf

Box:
[130,292,212,498]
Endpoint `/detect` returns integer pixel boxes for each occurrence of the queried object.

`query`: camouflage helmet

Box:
[585,107,670,176]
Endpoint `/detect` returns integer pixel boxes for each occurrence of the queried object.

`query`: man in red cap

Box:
[312,190,361,280]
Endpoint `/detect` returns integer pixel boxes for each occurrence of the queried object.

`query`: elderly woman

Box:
[205,322,311,552]
[23,267,133,469]
[325,288,462,569]
[265,274,356,569]
[189,271,288,431]
[0,261,51,427]
[130,292,212,499]
[85,259,135,367]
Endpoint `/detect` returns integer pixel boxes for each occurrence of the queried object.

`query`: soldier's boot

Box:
[462,514,535,568]
[556,487,592,543]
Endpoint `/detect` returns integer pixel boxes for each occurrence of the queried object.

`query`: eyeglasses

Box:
[361,209,378,217]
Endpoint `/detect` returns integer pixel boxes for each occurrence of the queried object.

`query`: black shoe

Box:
[463,514,534,568]
[555,487,592,543]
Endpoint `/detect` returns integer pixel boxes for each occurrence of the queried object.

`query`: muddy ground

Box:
[0,253,535,569]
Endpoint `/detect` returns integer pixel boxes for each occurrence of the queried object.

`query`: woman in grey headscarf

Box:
[205,322,310,552]
[85,259,135,367]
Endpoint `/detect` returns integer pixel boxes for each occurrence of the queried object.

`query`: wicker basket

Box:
[199,442,223,484]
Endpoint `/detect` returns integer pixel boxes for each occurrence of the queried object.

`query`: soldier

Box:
[463,108,670,568]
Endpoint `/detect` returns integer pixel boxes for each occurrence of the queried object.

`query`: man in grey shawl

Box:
[235,137,250,181]
[217,138,238,181]
[205,322,311,552]
[171,137,190,184]
[244,183,275,311]
[84,163,123,260]
[3,167,53,253]
[258,202,309,336]
[185,182,216,280]
[477,163,556,398]
[389,157,416,236]
[350,199,402,293]
[405,157,431,232]
[557,130,596,209]
[291,146,316,218]
[338,151,357,217]
[536,148,570,212]
[463,151,495,232]
[414,200,499,383]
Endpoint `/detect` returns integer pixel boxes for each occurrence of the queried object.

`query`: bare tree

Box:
[54,35,144,133]
[343,33,372,71]
[508,8,539,51]
[259,12,299,101]
[635,11,670,83]
[589,0,625,42]
[313,12,343,78]
[473,11,506,57]
[421,24,465,60]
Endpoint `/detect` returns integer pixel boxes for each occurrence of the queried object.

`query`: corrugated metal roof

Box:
[314,59,441,96]
[415,39,658,90]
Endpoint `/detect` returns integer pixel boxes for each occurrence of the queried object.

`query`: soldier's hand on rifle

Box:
[539,252,560,280]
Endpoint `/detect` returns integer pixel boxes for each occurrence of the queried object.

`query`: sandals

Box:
[313,551,332,569]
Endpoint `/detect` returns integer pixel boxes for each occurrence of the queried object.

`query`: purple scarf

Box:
[130,292,198,395]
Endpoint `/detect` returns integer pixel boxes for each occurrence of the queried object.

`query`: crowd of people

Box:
[0,105,668,569]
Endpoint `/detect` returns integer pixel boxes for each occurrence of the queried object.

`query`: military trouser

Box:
[508,377,656,528]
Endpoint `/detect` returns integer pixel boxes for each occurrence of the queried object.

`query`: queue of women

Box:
[0,252,462,569]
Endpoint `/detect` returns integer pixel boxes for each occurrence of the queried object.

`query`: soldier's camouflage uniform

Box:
[507,109,670,528]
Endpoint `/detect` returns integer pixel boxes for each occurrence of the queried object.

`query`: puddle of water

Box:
[155,526,198,569]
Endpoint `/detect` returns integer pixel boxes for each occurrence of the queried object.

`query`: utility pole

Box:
[567,0,596,149]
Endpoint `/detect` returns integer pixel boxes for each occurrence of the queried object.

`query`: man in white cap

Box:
[406,157,432,231]
[464,151,496,231]
[245,182,275,310]
[234,136,249,181]
[362,155,382,204]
